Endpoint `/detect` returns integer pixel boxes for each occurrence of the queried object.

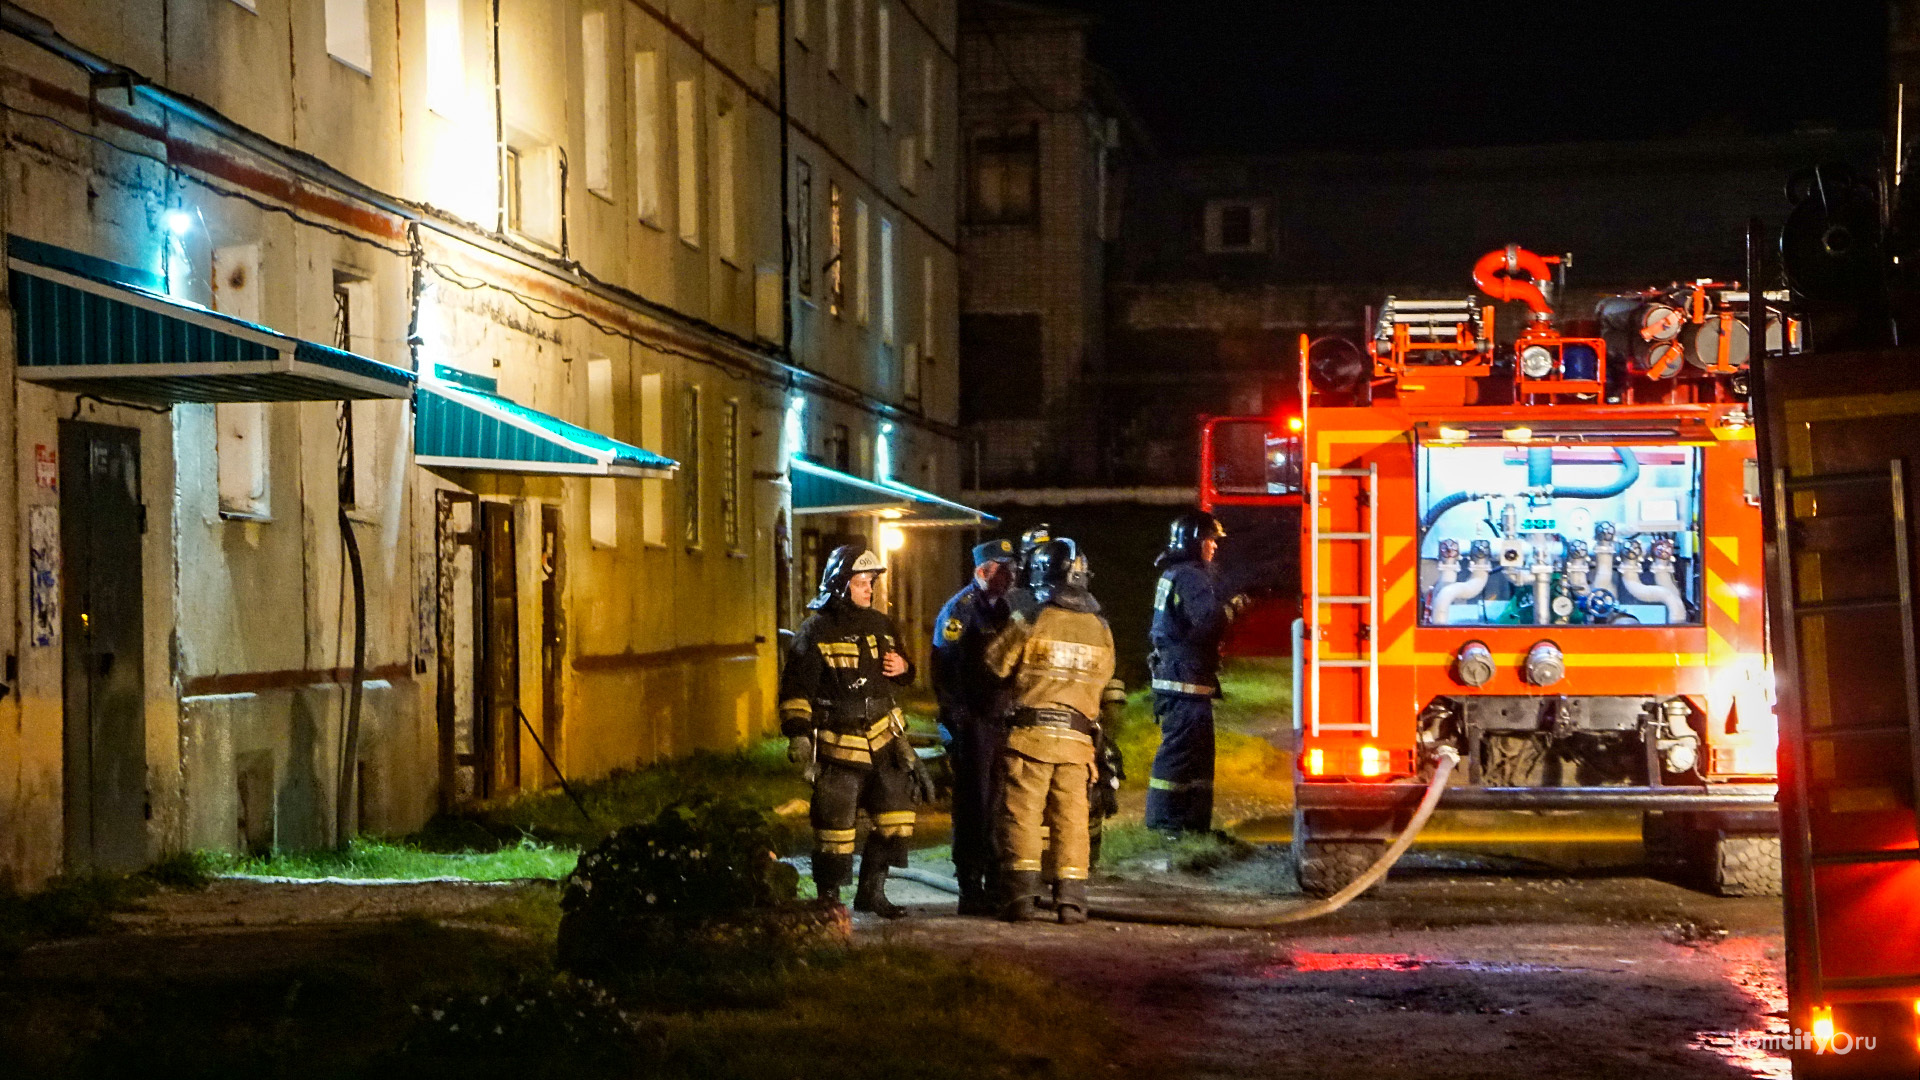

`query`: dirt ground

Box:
[873,858,1789,1080]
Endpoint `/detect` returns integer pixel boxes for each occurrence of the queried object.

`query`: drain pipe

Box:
[896,747,1461,928]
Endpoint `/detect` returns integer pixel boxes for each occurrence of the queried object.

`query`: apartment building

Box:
[0,0,973,888]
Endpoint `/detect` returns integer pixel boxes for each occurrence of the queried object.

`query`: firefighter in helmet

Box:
[985,538,1116,924]
[1003,523,1053,620]
[931,538,1018,915]
[780,542,935,917]
[1145,511,1243,835]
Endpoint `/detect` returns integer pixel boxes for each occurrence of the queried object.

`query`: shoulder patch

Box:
[941,617,964,643]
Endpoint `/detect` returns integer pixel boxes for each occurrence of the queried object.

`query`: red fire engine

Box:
[1203,246,1784,897]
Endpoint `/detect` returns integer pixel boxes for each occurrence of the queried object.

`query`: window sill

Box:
[727,549,749,560]
[639,215,665,232]
[680,236,702,251]
[589,188,614,205]
[344,507,380,526]
[328,53,373,78]
[218,508,273,523]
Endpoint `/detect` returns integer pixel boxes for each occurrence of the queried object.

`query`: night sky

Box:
[1045,1,1889,155]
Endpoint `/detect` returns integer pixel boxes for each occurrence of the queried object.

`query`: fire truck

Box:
[1204,246,1784,897]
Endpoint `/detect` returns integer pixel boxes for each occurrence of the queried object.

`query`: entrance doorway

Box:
[59,421,147,873]
[436,493,523,806]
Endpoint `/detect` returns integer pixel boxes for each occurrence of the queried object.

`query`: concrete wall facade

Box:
[0,0,962,889]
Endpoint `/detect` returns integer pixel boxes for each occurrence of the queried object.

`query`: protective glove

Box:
[787,735,818,784]
[1225,593,1253,621]
[1090,774,1120,819]
[897,738,939,805]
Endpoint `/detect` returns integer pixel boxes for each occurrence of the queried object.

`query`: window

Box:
[876,4,891,123]
[921,63,935,163]
[793,0,809,44]
[505,133,561,248]
[227,0,258,11]
[827,423,851,471]
[633,51,662,225]
[588,358,617,547]
[325,0,372,75]
[969,125,1037,224]
[825,0,840,72]
[898,136,917,193]
[827,181,843,316]
[213,245,269,518]
[903,341,921,404]
[675,79,700,247]
[639,373,665,545]
[682,384,703,548]
[333,273,378,512]
[721,399,741,551]
[1203,199,1269,254]
[755,265,783,342]
[425,0,462,116]
[582,11,612,198]
[853,0,868,99]
[959,313,1042,423]
[716,105,739,265]
[854,197,870,325]
[754,5,779,72]
[879,217,895,344]
[921,253,935,361]
[794,158,814,298]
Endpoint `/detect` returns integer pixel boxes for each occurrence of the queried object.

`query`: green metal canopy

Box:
[8,236,414,403]
[789,457,996,525]
[414,366,677,479]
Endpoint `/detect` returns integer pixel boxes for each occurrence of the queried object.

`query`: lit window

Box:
[969,125,1036,224]
[325,0,372,75]
[633,51,662,225]
[675,79,700,247]
[582,11,612,197]
[425,0,462,116]
[682,384,703,548]
[827,181,844,316]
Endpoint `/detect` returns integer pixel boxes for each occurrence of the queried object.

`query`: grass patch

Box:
[460,887,565,939]
[1097,823,1256,873]
[1109,658,1293,793]
[212,836,577,883]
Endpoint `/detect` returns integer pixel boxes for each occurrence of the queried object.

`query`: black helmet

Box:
[1157,511,1226,568]
[809,542,886,610]
[1028,538,1081,603]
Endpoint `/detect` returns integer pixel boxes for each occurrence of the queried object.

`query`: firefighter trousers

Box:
[811,756,916,892]
[1144,691,1215,834]
[998,750,1092,884]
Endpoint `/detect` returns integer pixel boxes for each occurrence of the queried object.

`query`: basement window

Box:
[1203,199,1269,255]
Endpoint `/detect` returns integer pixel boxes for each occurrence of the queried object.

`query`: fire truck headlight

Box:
[1523,640,1565,686]
[1306,748,1325,776]
[1519,345,1555,379]
[1454,641,1495,687]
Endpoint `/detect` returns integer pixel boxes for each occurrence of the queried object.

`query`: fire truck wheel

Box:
[1296,841,1384,898]
[1711,833,1782,898]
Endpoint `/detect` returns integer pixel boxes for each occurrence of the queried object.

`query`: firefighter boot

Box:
[854,852,908,919]
[1054,878,1089,925]
[814,852,853,910]
[956,868,996,917]
[1000,870,1045,923]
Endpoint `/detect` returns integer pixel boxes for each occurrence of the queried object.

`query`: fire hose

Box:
[893,746,1461,928]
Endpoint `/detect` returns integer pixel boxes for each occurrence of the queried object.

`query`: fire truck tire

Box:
[1297,841,1385,898]
[1711,834,1782,898]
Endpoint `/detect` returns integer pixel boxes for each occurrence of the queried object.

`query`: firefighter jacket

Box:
[984,587,1116,766]
[931,582,1009,720]
[1149,558,1231,697]
[779,599,916,768]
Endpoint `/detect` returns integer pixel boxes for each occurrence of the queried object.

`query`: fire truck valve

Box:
[1430,540,1492,623]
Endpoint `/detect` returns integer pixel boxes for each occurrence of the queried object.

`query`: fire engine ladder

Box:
[1308,461,1379,738]
[1773,460,1920,998]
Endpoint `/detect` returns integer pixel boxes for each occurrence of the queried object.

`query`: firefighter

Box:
[780,543,935,918]
[1144,511,1243,835]
[985,538,1116,924]
[931,538,1018,915]
[1003,523,1053,620]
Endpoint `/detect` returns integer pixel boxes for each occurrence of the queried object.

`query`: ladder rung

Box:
[1314,724,1374,731]
[1321,468,1371,477]
[1812,848,1920,867]
[1318,596,1369,604]
[1319,532,1371,541]
[1808,724,1916,740]
[1785,470,1892,492]
[1316,659,1370,668]
[1796,597,1901,617]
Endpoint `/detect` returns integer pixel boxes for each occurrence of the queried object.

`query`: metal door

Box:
[539,504,562,786]
[435,491,480,807]
[59,421,147,873]
[479,501,521,797]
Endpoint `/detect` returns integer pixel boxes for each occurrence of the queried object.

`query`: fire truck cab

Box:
[1206,246,1785,897]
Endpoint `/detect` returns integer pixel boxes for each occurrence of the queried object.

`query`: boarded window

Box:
[716,105,738,265]
[325,0,372,74]
[675,78,700,247]
[959,313,1042,423]
[425,0,462,116]
[854,197,870,325]
[876,3,891,123]
[633,51,663,224]
[879,217,895,344]
[721,399,741,551]
[754,5,779,71]
[582,11,612,196]
[640,372,665,545]
[588,358,617,547]
[1203,199,1270,254]
[212,244,268,519]
[682,384,703,548]
[826,0,840,71]
[827,181,844,316]
[794,157,814,298]
[921,63,936,162]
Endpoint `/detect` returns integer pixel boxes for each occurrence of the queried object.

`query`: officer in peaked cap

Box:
[930,538,1019,915]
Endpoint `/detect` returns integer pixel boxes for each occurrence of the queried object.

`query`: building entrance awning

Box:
[790,457,997,526]
[8,236,414,403]
[414,366,677,479]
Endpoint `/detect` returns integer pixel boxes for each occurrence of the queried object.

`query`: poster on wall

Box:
[28,505,59,647]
